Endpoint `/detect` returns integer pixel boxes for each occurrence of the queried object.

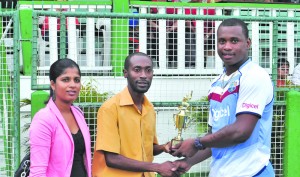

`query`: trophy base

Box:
[170,138,183,153]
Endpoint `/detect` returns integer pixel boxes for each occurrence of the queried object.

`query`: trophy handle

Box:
[184,112,194,129]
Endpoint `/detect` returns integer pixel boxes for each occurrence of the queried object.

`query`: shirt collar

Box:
[119,87,153,109]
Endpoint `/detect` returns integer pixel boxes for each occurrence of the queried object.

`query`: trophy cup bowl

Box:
[171,110,188,148]
[170,91,193,152]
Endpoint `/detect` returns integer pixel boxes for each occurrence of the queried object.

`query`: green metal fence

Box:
[0,9,20,177]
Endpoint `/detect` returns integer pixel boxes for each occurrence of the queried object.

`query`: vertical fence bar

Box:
[251,9,259,65]
[177,8,185,70]
[49,16,58,62]
[195,8,204,71]
[13,9,21,171]
[158,7,167,70]
[287,10,295,70]
[67,10,78,62]
[139,7,147,54]
[60,14,67,59]
[272,21,278,100]
[86,7,96,67]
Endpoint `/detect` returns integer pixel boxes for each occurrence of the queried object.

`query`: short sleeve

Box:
[236,70,273,117]
[95,104,120,154]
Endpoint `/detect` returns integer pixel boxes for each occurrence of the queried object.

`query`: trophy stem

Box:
[176,129,183,140]
[171,128,183,152]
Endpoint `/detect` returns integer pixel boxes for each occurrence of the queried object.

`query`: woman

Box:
[29,58,91,177]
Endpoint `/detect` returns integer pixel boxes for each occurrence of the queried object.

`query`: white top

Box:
[292,64,300,85]
[208,59,274,177]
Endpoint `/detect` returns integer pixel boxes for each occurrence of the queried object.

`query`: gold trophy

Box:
[171,91,193,151]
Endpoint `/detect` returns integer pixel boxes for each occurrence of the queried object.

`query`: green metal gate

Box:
[0,9,20,177]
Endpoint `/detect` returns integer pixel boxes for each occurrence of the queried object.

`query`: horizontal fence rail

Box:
[15,4,300,81]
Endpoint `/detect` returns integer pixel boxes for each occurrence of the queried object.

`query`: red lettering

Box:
[242,103,258,109]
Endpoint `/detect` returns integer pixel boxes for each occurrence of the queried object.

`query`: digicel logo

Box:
[242,103,258,109]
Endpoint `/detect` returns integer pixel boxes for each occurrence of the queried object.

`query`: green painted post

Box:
[19,9,33,76]
[112,0,129,76]
[284,90,300,176]
[31,91,49,118]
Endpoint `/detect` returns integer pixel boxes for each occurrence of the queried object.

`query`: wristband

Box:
[194,138,205,150]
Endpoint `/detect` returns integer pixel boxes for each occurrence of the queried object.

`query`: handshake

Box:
[157,138,205,177]
[156,158,192,177]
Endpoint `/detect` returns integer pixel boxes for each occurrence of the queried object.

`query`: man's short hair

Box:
[218,18,249,39]
[124,52,152,70]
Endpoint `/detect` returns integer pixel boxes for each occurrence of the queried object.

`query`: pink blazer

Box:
[29,98,91,177]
